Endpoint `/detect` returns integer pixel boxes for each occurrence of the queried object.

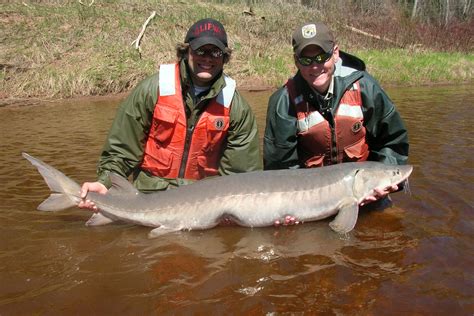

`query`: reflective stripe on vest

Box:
[286,79,369,167]
[140,63,235,180]
[337,82,363,119]
[297,110,325,132]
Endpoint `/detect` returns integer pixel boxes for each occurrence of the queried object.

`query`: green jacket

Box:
[96,60,261,191]
[264,51,409,170]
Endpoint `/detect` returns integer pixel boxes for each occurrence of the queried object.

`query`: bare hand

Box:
[274,215,300,226]
[360,184,398,206]
[78,181,108,211]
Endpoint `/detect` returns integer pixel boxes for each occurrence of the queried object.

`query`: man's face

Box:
[295,44,339,94]
[187,44,224,86]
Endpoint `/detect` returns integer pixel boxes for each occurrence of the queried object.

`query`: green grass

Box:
[355,49,474,85]
[1,0,473,100]
[248,54,295,86]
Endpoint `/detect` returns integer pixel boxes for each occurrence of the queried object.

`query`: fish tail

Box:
[22,152,82,211]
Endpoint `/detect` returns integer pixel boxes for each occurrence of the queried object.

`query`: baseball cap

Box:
[292,22,335,55]
[184,18,228,51]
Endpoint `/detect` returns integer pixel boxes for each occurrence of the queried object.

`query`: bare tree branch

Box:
[344,24,404,48]
[131,11,157,58]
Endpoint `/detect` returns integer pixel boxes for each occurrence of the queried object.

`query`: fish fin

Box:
[108,173,140,196]
[148,226,180,238]
[329,202,359,234]
[23,152,81,211]
[85,212,115,226]
[37,193,78,211]
[22,152,81,196]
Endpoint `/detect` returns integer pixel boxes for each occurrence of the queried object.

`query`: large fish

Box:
[23,152,412,237]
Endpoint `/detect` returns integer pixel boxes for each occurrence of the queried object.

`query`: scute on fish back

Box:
[22,152,413,237]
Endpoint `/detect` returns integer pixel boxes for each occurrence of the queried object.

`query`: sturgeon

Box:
[23,152,412,237]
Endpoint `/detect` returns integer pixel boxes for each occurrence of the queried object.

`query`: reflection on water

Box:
[0,86,473,314]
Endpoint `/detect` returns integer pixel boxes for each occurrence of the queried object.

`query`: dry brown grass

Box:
[1,0,472,101]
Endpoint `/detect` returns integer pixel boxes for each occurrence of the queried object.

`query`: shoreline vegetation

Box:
[1,0,473,105]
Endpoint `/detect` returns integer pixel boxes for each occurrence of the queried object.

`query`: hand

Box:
[274,215,300,226]
[360,184,398,206]
[78,181,108,211]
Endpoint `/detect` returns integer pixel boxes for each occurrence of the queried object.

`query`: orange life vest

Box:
[286,78,369,167]
[141,63,235,180]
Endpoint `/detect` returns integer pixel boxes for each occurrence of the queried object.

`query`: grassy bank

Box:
[1,0,473,101]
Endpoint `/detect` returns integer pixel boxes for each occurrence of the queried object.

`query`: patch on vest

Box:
[214,117,225,130]
[351,121,363,133]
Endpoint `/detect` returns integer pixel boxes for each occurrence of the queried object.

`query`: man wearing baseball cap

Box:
[264,21,409,212]
[79,18,260,213]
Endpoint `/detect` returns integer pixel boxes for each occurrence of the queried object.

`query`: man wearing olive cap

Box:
[264,22,409,209]
[79,18,261,212]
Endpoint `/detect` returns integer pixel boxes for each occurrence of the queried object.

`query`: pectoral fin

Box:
[38,193,78,211]
[329,202,359,234]
[148,226,180,238]
[85,213,115,226]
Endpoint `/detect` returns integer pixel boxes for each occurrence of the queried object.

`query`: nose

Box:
[308,62,323,70]
[202,55,213,62]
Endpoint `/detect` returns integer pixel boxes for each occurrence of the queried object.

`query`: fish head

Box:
[352,162,413,200]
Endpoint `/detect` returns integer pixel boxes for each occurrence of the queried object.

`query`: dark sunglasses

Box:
[192,47,224,58]
[297,49,333,66]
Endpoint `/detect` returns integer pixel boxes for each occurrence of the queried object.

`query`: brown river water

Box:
[0,85,473,315]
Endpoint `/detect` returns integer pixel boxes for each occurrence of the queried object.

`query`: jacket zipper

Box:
[319,93,338,164]
[178,97,206,178]
[178,123,195,178]
[328,114,338,164]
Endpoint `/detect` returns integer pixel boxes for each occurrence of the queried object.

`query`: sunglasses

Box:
[192,47,224,58]
[297,49,333,66]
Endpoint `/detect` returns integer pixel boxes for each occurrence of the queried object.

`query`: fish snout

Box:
[398,165,413,182]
